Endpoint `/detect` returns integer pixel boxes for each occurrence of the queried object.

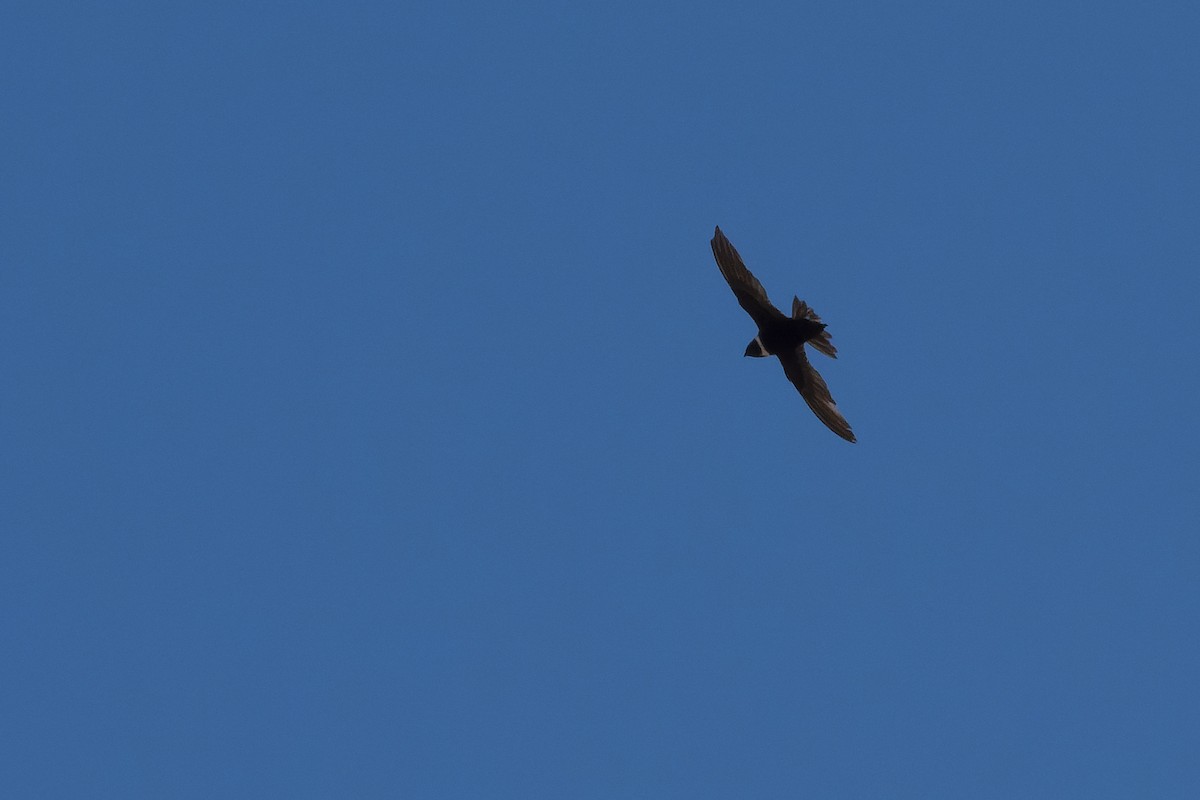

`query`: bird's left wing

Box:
[779,346,856,443]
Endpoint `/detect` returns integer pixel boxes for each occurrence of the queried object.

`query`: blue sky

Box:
[3,1,1198,797]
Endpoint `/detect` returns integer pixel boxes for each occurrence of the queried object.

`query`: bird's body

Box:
[710,226,856,443]
[745,310,825,359]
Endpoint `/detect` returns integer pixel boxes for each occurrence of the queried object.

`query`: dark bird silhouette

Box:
[710,226,856,443]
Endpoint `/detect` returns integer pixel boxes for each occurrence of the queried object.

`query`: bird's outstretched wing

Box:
[711,226,779,328]
[779,346,856,443]
[792,296,838,358]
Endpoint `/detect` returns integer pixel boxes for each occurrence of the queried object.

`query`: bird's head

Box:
[744,337,770,358]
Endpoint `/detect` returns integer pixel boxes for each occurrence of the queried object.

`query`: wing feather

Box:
[711,227,780,327]
[779,347,856,443]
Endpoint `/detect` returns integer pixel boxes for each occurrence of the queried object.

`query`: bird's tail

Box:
[793,296,838,358]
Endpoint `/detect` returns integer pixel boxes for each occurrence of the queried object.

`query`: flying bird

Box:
[710,226,856,443]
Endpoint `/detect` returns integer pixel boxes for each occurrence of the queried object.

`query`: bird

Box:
[710,226,856,443]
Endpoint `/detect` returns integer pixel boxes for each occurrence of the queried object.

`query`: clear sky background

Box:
[3,1,1198,797]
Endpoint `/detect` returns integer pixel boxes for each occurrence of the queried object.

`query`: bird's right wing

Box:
[779,346,856,443]
[711,226,779,328]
